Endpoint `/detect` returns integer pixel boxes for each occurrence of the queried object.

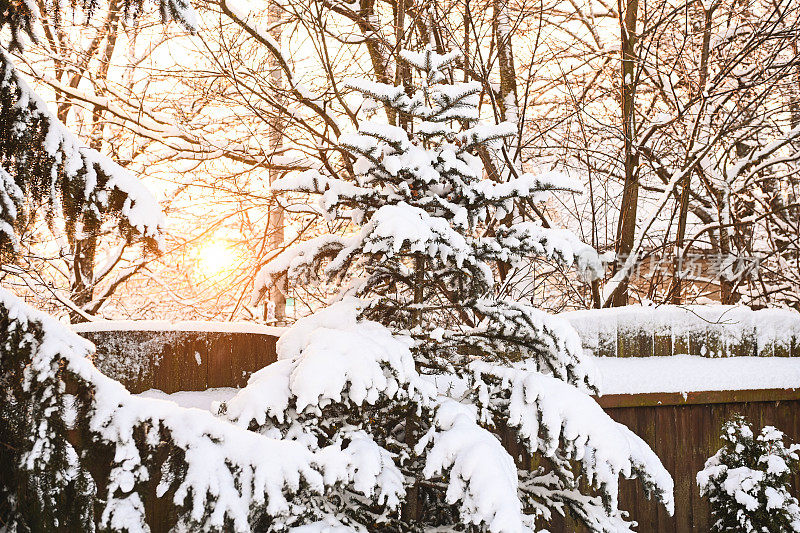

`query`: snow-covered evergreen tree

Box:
[242,47,674,531]
[698,415,800,533]
[2,2,354,530]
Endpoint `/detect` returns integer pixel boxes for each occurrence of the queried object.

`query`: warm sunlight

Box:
[195,240,237,278]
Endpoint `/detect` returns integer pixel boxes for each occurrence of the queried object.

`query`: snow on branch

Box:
[226,298,434,425]
[0,166,23,248]
[271,169,376,216]
[400,49,460,84]
[344,78,407,106]
[464,299,597,390]
[0,289,379,531]
[459,122,517,150]
[417,399,532,532]
[483,223,603,281]
[469,360,675,517]
[250,234,355,306]
[0,0,196,51]
[0,49,163,249]
[221,299,434,528]
[698,416,800,532]
[466,171,583,208]
[363,203,472,264]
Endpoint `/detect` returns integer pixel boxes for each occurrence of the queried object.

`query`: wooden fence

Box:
[74,322,282,393]
[73,310,800,533]
[556,305,800,530]
[593,392,800,532]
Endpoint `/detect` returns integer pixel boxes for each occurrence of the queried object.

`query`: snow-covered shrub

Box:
[698,415,800,532]
[0,289,400,532]
[242,48,674,531]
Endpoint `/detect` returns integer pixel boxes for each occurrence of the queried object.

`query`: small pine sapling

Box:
[698,415,800,532]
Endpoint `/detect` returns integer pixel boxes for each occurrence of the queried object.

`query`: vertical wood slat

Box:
[614,408,639,526]
[672,404,692,530]
[672,325,689,357]
[732,325,757,358]
[653,329,672,357]
[636,405,658,531]
[617,324,637,358]
[155,335,208,393]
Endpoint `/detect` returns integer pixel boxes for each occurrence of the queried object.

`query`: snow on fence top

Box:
[561,305,800,358]
[72,319,286,336]
[596,355,800,396]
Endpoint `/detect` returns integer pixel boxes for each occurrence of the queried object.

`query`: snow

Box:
[254,234,351,296]
[697,418,800,532]
[137,387,238,411]
[595,355,800,395]
[400,49,460,77]
[225,298,435,426]
[471,360,675,516]
[345,78,406,105]
[220,290,675,528]
[0,49,164,245]
[365,203,471,264]
[72,319,285,336]
[271,169,373,209]
[0,167,23,247]
[358,121,411,147]
[316,429,405,508]
[160,0,199,32]
[486,223,603,281]
[289,517,355,533]
[418,399,531,532]
[459,122,516,148]
[471,299,599,391]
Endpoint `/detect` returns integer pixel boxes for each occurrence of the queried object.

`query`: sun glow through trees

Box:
[195,240,237,279]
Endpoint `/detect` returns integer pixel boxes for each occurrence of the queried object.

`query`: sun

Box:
[196,240,237,278]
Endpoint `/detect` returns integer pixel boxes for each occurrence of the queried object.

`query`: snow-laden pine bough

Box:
[0,289,424,532]
[244,48,674,531]
[0,13,191,252]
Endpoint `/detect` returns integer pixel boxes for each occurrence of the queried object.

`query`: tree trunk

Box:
[669,175,691,304]
[792,30,800,128]
[611,0,640,307]
[69,218,100,322]
[266,0,287,323]
[493,0,518,126]
[68,2,121,322]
